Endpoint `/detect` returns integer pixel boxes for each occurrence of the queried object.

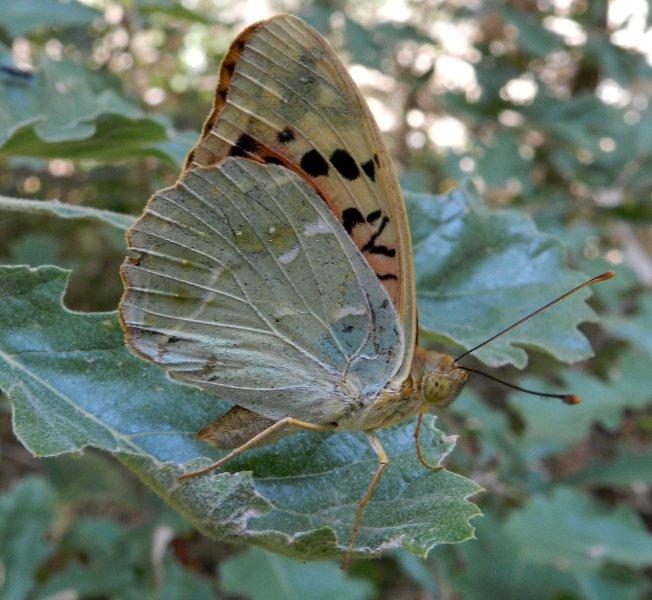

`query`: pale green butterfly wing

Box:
[186,14,417,383]
[119,158,404,423]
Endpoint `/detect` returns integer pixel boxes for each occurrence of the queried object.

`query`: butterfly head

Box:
[422,370,467,408]
[412,348,468,409]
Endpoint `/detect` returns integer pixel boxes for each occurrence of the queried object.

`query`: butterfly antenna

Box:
[453,271,614,404]
[453,271,614,364]
[458,365,580,404]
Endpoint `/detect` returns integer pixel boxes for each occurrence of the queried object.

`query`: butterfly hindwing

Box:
[187,14,416,380]
[120,158,404,423]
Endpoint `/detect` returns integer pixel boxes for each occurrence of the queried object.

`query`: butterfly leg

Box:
[414,413,444,471]
[342,432,389,571]
[178,417,331,481]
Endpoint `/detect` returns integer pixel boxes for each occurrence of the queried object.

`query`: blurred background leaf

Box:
[0,477,55,600]
[0,0,650,597]
[219,548,376,600]
[1,0,100,38]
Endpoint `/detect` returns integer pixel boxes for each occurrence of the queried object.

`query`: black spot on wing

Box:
[377,273,398,281]
[236,133,257,152]
[362,216,396,257]
[263,156,284,165]
[300,149,329,177]
[277,128,295,144]
[367,246,396,257]
[342,208,364,234]
[361,159,376,181]
[373,153,380,167]
[228,133,258,158]
[330,149,360,180]
[228,146,247,158]
[366,209,381,223]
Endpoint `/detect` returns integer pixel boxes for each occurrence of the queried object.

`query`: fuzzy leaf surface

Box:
[0,265,480,560]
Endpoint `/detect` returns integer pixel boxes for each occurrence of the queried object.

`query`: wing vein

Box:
[191,165,349,361]
[173,173,342,372]
[246,28,385,209]
[276,168,376,372]
[130,225,334,374]
[234,160,352,359]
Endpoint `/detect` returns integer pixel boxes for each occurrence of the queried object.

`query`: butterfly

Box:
[119,14,611,568]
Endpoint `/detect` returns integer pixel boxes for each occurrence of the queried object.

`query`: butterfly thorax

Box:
[337,347,468,431]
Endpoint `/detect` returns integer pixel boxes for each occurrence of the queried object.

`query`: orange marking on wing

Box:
[184,21,265,171]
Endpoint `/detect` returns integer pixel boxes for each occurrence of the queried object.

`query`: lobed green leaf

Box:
[505,487,652,570]
[0,57,193,166]
[407,183,597,368]
[0,265,480,561]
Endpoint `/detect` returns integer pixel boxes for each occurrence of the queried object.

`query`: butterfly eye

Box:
[422,374,452,406]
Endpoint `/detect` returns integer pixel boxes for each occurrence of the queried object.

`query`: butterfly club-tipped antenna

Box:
[453,271,615,403]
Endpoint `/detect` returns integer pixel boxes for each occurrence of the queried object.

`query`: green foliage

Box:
[505,487,652,571]
[0,0,650,597]
[0,263,479,560]
[514,349,652,459]
[0,478,54,600]
[437,514,579,600]
[0,55,191,165]
[219,548,375,600]
[407,185,596,368]
[36,517,213,599]
[0,195,135,231]
[0,476,214,600]
[567,446,652,488]
[436,511,646,600]
[605,295,652,356]
[0,0,99,37]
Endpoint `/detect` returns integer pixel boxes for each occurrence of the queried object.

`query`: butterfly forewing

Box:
[120,158,404,423]
[187,14,416,380]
